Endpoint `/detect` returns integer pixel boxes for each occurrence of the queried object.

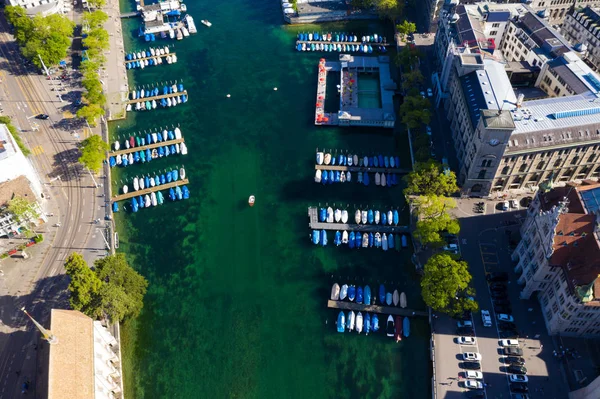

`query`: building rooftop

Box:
[0,124,17,162]
[547,51,600,96]
[0,175,36,207]
[513,10,572,60]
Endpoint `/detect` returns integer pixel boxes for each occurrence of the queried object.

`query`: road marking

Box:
[78,225,82,233]
[81,211,84,219]
[31,145,44,156]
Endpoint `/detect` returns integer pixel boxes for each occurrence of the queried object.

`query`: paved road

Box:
[0,11,110,398]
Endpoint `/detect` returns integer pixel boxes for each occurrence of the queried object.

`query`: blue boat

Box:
[312,230,320,244]
[357,286,364,304]
[348,285,356,301]
[373,156,379,167]
[375,233,381,248]
[364,285,371,305]
[134,151,140,163]
[403,317,410,337]
[109,157,116,167]
[182,186,190,199]
[382,211,387,225]
[363,172,370,186]
[160,174,166,184]
[157,132,163,142]
[319,208,327,222]
[167,172,173,183]
[138,195,145,208]
[401,235,408,248]
[141,137,146,146]
[368,209,374,224]
[178,84,184,92]
[372,314,379,332]
[146,149,152,162]
[334,231,342,246]
[395,156,400,167]
[168,131,174,140]
[384,156,389,168]
[182,95,187,103]
[140,150,146,163]
[393,210,399,225]
[170,144,176,154]
[154,87,159,96]
[172,170,178,181]
[122,156,129,166]
[163,86,168,95]
[131,197,138,212]
[379,284,386,304]
[335,171,340,183]
[368,232,374,247]
[176,186,183,200]
[154,176,160,186]
[378,155,384,167]
[144,176,150,188]
[322,170,329,184]
[112,202,118,212]
[135,136,141,147]
[337,311,345,333]
[331,156,336,166]
[364,313,371,334]
[328,170,334,184]
[389,234,395,249]
[158,146,165,157]
[354,232,361,248]
[349,232,355,248]
[169,188,176,201]
[320,229,327,246]
[338,154,343,165]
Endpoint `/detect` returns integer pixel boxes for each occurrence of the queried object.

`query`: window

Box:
[565,327,580,333]
[490,30,498,36]
[558,293,565,305]
[492,23,500,28]
[478,170,486,179]
[554,86,561,95]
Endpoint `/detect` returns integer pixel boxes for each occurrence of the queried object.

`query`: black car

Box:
[503,347,524,356]
[499,321,517,330]
[490,282,507,289]
[510,383,529,393]
[491,286,508,294]
[487,272,509,282]
[36,114,49,120]
[457,327,474,336]
[466,390,485,398]
[495,305,512,313]
[492,291,508,299]
[461,361,481,370]
[508,365,527,375]
[493,298,510,305]
[504,356,525,365]
[500,330,519,339]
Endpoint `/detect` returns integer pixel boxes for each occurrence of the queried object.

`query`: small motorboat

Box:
[180,168,186,180]
[340,284,348,300]
[356,312,363,334]
[356,286,364,304]
[249,195,255,206]
[340,171,346,183]
[324,153,331,165]
[403,317,410,337]
[312,230,320,245]
[314,170,322,183]
[334,231,342,246]
[316,152,324,165]
[123,185,128,194]
[393,290,400,307]
[331,283,340,300]
[131,197,138,213]
[384,156,390,168]
[387,210,393,226]
[347,171,352,182]
[348,285,356,301]
[341,210,348,223]
[133,177,139,191]
[379,284,385,304]
[364,285,371,305]
[401,235,408,248]
[386,292,393,306]
[342,231,348,244]
[182,186,190,199]
[386,315,395,337]
[361,211,367,224]
[151,192,157,206]
[382,233,389,251]
[362,233,368,248]
[395,316,403,342]
[363,156,368,166]
[375,210,380,224]
[322,170,329,184]
[157,191,164,205]
[375,172,381,186]
[334,209,342,223]
[319,208,327,222]
[381,173,387,187]
[201,19,212,27]
[393,210,399,225]
[326,207,334,223]
[368,209,374,224]
[349,232,355,249]
[374,232,381,248]
[114,141,120,151]
[363,172,370,186]
[347,311,355,332]
[139,177,145,190]
[320,229,327,246]
[337,311,345,333]
[347,154,353,166]
[368,232,374,247]
[144,194,151,207]
[354,232,361,248]
[400,292,407,308]
[382,212,387,225]
[353,155,358,165]
[389,234,395,249]
[355,209,361,224]
[357,172,363,184]
[372,314,379,332]
[364,313,371,335]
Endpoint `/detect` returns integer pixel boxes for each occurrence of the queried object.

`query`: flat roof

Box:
[48,309,94,399]
[0,124,16,161]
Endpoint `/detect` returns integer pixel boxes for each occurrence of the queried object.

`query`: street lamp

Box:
[96,227,111,250]
[38,54,64,103]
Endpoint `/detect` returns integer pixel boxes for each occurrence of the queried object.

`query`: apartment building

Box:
[0,176,44,237]
[562,6,600,72]
[526,0,600,25]
[511,181,600,337]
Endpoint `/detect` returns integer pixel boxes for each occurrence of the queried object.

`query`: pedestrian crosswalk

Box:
[31,145,44,156]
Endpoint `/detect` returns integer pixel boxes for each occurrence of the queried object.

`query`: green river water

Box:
[112,1,431,397]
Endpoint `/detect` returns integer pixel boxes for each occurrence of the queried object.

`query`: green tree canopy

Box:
[396,20,416,39]
[78,134,108,171]
[64,253,103,315]
[414,197,460,246]
[7,196,39,223]
[375,0,403,21]
[404,160,459,196]
[83,10,109,28]
[77,104,105,127]
[85,0,107,10]
[395,45,421,69]
[421,253,476,315]
[399,95,431,128]
[402,70,424,92]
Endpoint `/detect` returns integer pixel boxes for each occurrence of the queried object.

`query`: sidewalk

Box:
[103,0,128,120]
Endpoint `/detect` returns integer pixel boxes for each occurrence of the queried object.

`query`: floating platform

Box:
[126,90,188,104]
[315,165,411,174]
[308,207,409,233]
[297,40,391,47]
[108,138,185,158]
[327,300,427,317]
[112,179,189,202]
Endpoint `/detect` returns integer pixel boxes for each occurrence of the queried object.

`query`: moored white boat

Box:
[355,209,361,224]
[133,177,139,191]
[123,185,128,194]
[400,292,407,308]
[314,169,322,183]
[114,141,120,151]
[361,210,367,224]
[387,210,393,225]
[324,153,331,165]
[151,192,157,206]
[382,233,388,251]
[353,155,358,165]
[393,290,399,307]
[316,152,324,165]
[341,210,348,223]
[139,176,145,190]
[347,171,352,182]
[334,209,342,222]
[326,207,334,223]
[180,168,186,179]
[181,143,188,155]
[342,231,348,244]
[174,127,182,139]
[362,233,369,248]
[331,283,340,300]
[381,173,387,187]
[347,154,353,166]
[375,172,381,186]
[340,284,348,300]
[375,210,380,224]
[201,19,212,27]
[356,312,363,334]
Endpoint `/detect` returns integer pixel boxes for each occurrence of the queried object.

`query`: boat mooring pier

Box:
[107,138,185,158]
[308,207,410,234]
[111,179,189,202]
[125,52,177,66]
[315,164,411,174]
[327,300,427,317]
[126,90,188,105]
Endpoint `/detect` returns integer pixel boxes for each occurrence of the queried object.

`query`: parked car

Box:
[443,243,459,254]
[500,330,519,339]
[499,321,517,330]
[507,365,527,375]
[500,339,519,347]
[509,375,529,383]
[461,361,481,370]
[458,336,476,345]
[494,305,512,313]
[503,347,524,356]
[426,125,432,135]
[457,320,473,328]
[465,380,483,390]
[494,298,511,306]
[427,88,433,97]
[501,201,509,211]
[492,291,509,299]
[504,356,525,365]
[510,382,529,393]
[487,272,509,282]
[498,314,515,323]
[481,310,492,327]
[467,391,486,398]
[463,352,482,361]
[510,199,519,209]
[457,327,475,336]
[465,371,483,380]
[36,113,49,120]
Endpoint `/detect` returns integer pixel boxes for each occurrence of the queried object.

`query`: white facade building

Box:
[561,6,600,72]
[6,0,64,16]
[0,123,43,198]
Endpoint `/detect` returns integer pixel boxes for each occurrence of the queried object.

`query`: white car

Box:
[501,201,509,211]
[427,88,433,97]
[426,125,432,136]
[481,310,492,327]
[443,243,459,254]
[500,339,519,347]
[465,371,483,380]
[457,320,473,328]
[509,374,528,383]
[458,336,476,345]
[497,314,514,323]
[420,91,426,99]
[463,352,482,361]
[464,380,483,389]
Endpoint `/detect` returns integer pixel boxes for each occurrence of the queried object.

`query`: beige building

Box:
[562,6,600,72]
[511,181,600,337]
[527,0,600,25]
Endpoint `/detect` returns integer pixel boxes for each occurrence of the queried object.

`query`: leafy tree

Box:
[7,197,39,223]
[397,20,416,40]
[80,60,100,75]
[395,45,421,69]
[85,0,107,10]
[399,95,431,128]
[77,103,105,127]
[83,28,109,51]
[375,0,403,21]
[83,10,108,28]
[78,134,108,171]
[404,160,459,196]
[421,253,475,315]
[402,70,424,92]
[414,196,460,246]
[64,253,103,315]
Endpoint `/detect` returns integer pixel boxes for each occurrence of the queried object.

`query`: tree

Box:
[413,195,460,246]
[421,253,476,316]
[404,160,459,196]
[64,253,103,315]
[396,20,416,40]
[77,104,105,127]
[395,45,421,69]
[7,196,40,223]
[402,70,424,92]
[83,28,110,52]
[399,95,431,128]
[83,10,109,28]
[85,0,107,10]
[375,0,403,21]
[79,134,108,171]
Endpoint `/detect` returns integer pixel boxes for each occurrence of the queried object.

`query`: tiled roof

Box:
[0,175,36,207]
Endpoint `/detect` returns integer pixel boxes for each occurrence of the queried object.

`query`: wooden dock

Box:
[125,52,176,66]
[297,40,391,47]
[120,11,139,18]
[327,300,427,317]
[112,179,189,202]
[126,90,188,105]
[308,207,410,234]
[315,164,411,174]
[108,138,185,158]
